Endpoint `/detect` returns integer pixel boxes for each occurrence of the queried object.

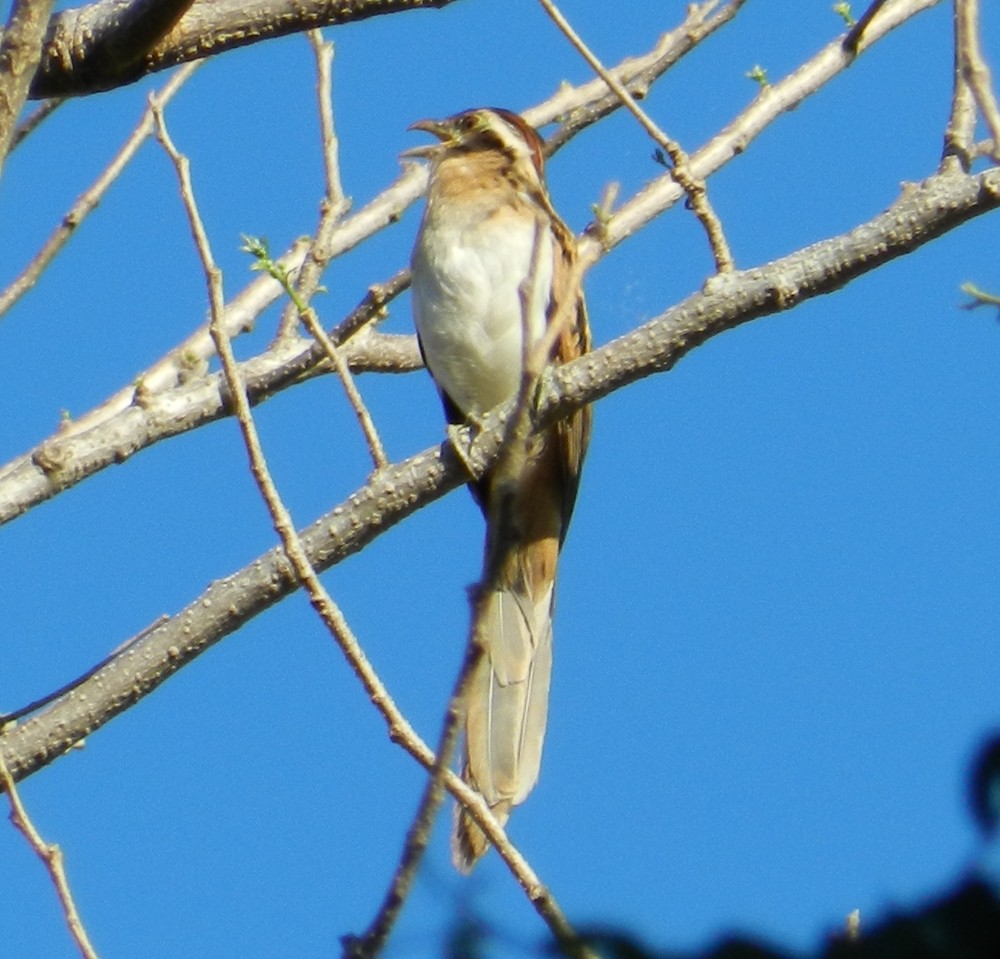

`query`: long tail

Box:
[453,539,557,872]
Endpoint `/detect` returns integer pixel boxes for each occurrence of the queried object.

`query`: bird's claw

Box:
[446,422,482,481]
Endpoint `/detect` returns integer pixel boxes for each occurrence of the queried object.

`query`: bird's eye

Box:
[458,114,477,132]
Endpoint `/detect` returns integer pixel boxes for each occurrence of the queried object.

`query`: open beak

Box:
[401,118,452,159]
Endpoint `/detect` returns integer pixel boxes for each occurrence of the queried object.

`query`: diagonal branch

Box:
[344,620,489,959]
[578,0,942,263]
[0,749,100,959]
[9,92,63,150]
[277,29,352,339]
[843,0,893,54]
[0,60,202,319]
[541,0,748,153]
[246,236,390,470]
[536,0,734,272]
[3,165,997,789]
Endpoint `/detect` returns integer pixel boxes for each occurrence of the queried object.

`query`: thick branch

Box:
[0,324,420,526]
[0,0,56,171]
[29,0,462,98]
[2,166,997,786]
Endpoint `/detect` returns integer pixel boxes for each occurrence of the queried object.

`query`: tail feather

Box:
[453,575,555,871]
[453,783,511,873]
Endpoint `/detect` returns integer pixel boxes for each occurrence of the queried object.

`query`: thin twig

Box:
[346,622,484,959]
[960,281,1000,312]
[328,267,408,346]
[577,0,942,264]
[264,30,387,471]
[277,29,352,339]
[10,95,65,150]
[942,0,978,172]
[0,749,100,959]
[541,0,748,153]
[956,0,1000,163]
[536,0,734,273]
[259,26,383,499]
[0,62,201,319]
[245,237,389,470]
[309,29,349,220]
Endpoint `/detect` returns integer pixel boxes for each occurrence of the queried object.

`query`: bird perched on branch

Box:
[406,107,591,870]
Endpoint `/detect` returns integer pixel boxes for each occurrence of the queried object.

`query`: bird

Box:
[406,107,591,870]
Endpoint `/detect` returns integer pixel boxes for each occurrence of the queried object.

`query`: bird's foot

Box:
[447,421,486,482]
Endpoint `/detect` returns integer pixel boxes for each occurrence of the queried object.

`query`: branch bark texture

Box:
[29,0,462,97]
[0,0,56,171]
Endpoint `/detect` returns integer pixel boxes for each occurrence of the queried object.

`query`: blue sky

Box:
[2,1,999,956]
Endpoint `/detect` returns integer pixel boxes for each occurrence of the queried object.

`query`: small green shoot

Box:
[746,64,769,89]
[833,3,856,27]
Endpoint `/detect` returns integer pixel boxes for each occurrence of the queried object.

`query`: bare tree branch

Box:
[537,0,734,272]
[577,0,942,264]
[65,0,197,78]
[3,163,997,789]
[0,0,56,173]
[961,280,1000,312]
[9,92,62,149]
[345,626,487,959]
[0,320,417,525]
[29,0,465,98]
[943,0,978,171]
[957,0,1000,162]
[0,61,201,319]
[0,748,100,959]
[246,237,390,470]
[542,0,748,153]
[276,30,352,339]
[843,0,893,54]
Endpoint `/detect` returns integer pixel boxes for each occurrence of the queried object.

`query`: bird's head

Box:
[403,107,545,178]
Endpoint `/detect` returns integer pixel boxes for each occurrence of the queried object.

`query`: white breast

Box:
[411,201,553,418]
